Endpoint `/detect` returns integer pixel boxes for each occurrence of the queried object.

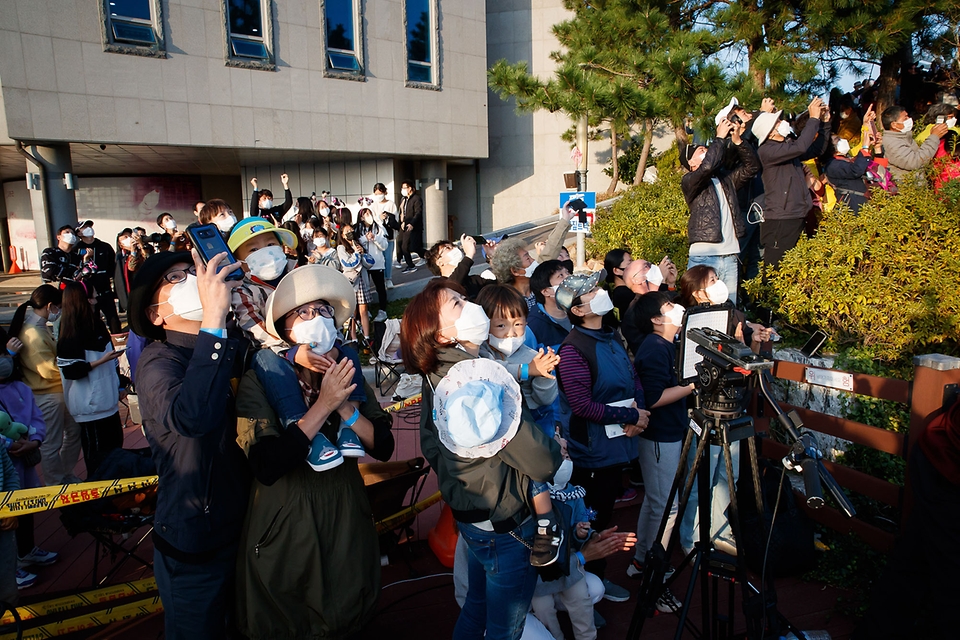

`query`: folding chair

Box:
[372,319,405,396]
[359,457,430,566]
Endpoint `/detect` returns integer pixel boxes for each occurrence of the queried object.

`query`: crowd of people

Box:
[4,79,957,638]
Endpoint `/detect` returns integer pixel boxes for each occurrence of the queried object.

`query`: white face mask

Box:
[165,274,205,321]
[215,214,237,233]
[449,301,490,345]
[663,303,686,328]
[244,245,288,281]
[840,111,849,120]
[363,215,374,226]
[588,288,614,316]
[900,118,913,133]
[551,458,574,489]
[776,121,793,138]
[120,238,134,250]
[835,139,851,156]
[81,228,95,238]
[292,315,338,354]
[704,280,730,305]
[948,117,958,128]
[319,207,330,218]
[646,264,664,287]
[62,232,77,245]
[47,307,61,323]
[488,334,524,357]
[549,284,560,297]
[163,219,177,231]
[261,199,274,209]
[523,260,539,278]
[444,247,464,268]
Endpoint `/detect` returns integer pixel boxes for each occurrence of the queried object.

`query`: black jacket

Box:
[824,152,870,214]
[757,117,832,220]
[40,246,76,283]
[136,331,251,559]
[251,188,293,225]
[447,256,491,301]
[70,238,116,297]
[399,192,424,235]
[682,138,760,245]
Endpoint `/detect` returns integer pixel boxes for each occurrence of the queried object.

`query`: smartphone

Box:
[185,224,245,281]
[937,116,946,124]
[800,330,828,358]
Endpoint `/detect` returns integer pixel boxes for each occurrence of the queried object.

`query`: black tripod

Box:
[627,328,854,640]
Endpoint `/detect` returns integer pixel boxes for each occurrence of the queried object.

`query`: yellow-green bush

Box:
[745,180,960,363]
[591,148,690,267]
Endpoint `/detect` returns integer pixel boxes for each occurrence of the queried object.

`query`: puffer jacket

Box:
[420,347,561,529]
[683,137,760,244]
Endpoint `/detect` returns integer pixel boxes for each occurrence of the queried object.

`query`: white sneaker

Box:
[656,588,682,613]
[374,310,388,322]
[386,279,395,289]
[19,546,59,568]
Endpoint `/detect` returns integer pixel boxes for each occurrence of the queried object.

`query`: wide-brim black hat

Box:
[127,251,193,342]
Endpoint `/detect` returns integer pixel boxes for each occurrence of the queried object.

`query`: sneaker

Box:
[306,433,344,472]
[16,569,36,590]
[656,588,682,613]
[415,258,426,267]
[374,310,388,322]
[601,578,631,602]
[19,547,59,568]
[386,279,395,289]
[615,487,638,503]
[402,266,418,274]
[337,427,366,458]
[626,558,675,581]
[593,609,606,630]
[530,515,564,567]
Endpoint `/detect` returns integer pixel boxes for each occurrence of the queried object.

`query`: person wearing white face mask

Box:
[69,221,122,334]
[882,104,949,182]
[424,235,493,301]
[40,225,81,284]
[825,108,878,215]
[249,174,293,225]
[553,272,651,604]
[228,217,300,350]
[336,223,377,342]
[371,183,400,288]
[492,237,542,312]
[197,199,239,236]
[397,180,424,273]
[752,96,833,268]
[527,261,573,352]
[624,292,694,610]
[476,285,561,438]
[355,207,389,322]
[157,213,188,253]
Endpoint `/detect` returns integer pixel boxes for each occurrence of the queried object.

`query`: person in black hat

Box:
[127,250,251,639]
[70,220,121,333]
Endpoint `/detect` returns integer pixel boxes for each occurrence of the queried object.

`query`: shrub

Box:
[591,146,690,267]
[745,180,960,364]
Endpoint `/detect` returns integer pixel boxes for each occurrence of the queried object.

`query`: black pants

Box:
[570,463,626,580]
[16,514,34,558]
[397,229,421,269]
[369,269,387,312]
[96,294,122,334]
[759,218,805,269]
[854,446,960,640]
[79,412,124,479]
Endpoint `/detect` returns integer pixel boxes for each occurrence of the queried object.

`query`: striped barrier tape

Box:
[375,490,442,534]
[0,476,158,518]
[0,595,162,640]
[383,394,421,414]
[0,578,157,625]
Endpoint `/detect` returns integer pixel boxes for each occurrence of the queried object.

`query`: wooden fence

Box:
[749,354,960,552]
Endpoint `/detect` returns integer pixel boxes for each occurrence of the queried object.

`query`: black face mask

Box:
[561,260,575,274]
[344,231,354,241]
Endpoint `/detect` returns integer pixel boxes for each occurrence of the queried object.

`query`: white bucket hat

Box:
[433,359,522,459]
[715,97,739,126]
[751,110,783,145]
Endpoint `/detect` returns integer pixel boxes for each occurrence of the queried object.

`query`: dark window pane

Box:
[232,38,268,58]
[108,0,151,21]
[228,0,262,37]
[408,62,431,83]
[326,0,354,52]
[406,0,430,64]
[329,52,360,72]
[112,21,156,44]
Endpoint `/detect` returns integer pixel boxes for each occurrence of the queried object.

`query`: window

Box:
[404,0,437,86]
[101,0,165,56]
[224,0,275,69]
[324,0,363,77]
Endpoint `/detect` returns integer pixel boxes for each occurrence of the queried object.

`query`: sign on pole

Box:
[559,192,596,234]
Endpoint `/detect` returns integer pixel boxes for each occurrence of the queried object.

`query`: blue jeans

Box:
[686,254,738,305]
[679,440,740,551]
[253,349,307,428]
[455,519,539,640]
[154,543,239,640]
[385,240,395,280]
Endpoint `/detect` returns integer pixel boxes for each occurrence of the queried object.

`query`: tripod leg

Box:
[747,435,763,514]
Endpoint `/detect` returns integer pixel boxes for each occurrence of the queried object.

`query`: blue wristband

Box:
[6,349,16,357]
[576,551,586,566]
[520,363,529,382]
[200,328,227,339]
[343,406,360,427]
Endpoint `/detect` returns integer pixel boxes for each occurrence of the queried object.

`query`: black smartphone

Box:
[185,224,245,281]
[800,329,828,357]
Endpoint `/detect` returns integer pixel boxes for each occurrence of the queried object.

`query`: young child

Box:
[308,227,340,270]
[626,291,695,613]
[530,434,603,640]
[336,222,376,342]
[474,285,565,567]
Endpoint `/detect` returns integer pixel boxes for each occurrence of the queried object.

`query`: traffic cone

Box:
[7,247,21,274]
[427,502,458,568]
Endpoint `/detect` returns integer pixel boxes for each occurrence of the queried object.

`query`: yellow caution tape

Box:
[0,595,162,640]
[0,476,158,518]
[0,578,156,625]
[383,394,421,414]
[375,490,441,534]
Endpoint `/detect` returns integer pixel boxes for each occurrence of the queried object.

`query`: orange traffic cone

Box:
[7,247,21,274]
[427,502,458,568]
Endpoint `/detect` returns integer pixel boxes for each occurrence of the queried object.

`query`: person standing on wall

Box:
[397,180,424,274]
[249,174,293,225]
[70,221,122,334]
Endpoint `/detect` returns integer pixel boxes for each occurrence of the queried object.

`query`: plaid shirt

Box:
[231,276,282,350]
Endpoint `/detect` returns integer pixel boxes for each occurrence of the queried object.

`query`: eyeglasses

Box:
[163,265,196,285]
[290,303,335,321]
